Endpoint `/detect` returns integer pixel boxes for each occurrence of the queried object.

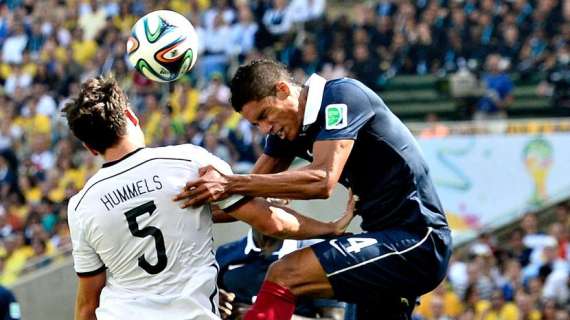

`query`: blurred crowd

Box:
[413,204,570,320]
[0,1,568,312]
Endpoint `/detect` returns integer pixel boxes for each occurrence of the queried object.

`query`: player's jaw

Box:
[241,99,300,141]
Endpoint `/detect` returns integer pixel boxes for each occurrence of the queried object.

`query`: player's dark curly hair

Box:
[63,75,128,154]
[230,59,294,112]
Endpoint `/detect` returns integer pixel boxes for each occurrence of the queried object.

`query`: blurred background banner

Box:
[419,131,570,242]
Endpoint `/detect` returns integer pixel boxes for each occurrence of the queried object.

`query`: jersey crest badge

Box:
[325,104,348,130]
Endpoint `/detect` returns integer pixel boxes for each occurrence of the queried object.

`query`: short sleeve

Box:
[193,146,249,211]
[316,82,375,141]
[68,199,105,276]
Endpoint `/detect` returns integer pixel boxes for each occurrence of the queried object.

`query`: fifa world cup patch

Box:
[325,104,348,130]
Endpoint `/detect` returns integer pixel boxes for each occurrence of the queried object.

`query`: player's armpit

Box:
[75,271,106,320]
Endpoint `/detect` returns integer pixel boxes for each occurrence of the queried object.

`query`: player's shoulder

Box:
[323,77,387,113]
[148,144,211,163]
[322,77,376,104]
[324,77,367,95]
[68,169,105,213]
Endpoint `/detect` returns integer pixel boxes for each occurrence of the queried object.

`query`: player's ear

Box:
[124,108,139,127]
[82,143,99,156]
[275,81,290,100]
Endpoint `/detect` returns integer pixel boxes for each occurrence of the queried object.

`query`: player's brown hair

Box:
[230,59,295,112]
[63,75,128,154]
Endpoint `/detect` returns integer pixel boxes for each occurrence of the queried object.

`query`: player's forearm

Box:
[266,205,337,240]
[230,198,343,240]
[228,169,332,199]
[75,306,97,320]
[75,296,97,320]
[74,273,105,320]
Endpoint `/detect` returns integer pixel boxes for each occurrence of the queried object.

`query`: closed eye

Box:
[257,110,268,122]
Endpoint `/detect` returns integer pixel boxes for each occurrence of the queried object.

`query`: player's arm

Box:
[221,191,356,240]
[74,272,106,320]
[227,139,353,199]
[68,200,107,320]
[210,153,294,223]
[177,140,353,208]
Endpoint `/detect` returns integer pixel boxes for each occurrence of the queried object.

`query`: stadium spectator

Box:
[228,5,258,59]
[203,0,236,31]
[350,43,381,91]
[419,113,450,138]
[476,289,519,320]
[538,44,570,115]
[199,13,233,81]
[416,281,463,320]
[78,0,108,41]
[498,259,524,302]
[514,292,541,320]
[262,0,294,42]
[1,23,27,65]
[320,48,350,80]
[288,0,326,24]
[475,54,514,120]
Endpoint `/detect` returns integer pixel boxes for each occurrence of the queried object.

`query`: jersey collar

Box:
[301,73,327,132]
[102,147,144,168]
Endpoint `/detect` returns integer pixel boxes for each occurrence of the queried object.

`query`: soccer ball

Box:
[127,10,199,83]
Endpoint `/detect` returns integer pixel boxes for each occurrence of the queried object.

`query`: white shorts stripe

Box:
[327,227,434,277]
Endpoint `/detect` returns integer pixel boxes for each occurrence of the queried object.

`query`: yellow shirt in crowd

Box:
[417,291,464,319]
[72,39,97,65]
[476,301,520,320]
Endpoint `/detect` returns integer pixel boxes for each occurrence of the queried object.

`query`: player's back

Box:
[68,145,234,319]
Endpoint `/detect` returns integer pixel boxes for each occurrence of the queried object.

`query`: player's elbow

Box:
[316,177,335,199]
[257,207,300,239]
[309,170,334,199]
[255,221,287,239]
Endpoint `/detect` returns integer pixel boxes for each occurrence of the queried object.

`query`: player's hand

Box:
[331,190,358,236]
[218,289,235,319]
[173,165,231,208]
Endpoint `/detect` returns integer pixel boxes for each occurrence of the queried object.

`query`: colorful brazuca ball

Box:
[127,10,199,82]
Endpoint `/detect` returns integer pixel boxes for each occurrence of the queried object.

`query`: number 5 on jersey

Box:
[125,200,167,274]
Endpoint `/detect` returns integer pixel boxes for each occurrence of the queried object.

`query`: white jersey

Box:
[68,145,243,320]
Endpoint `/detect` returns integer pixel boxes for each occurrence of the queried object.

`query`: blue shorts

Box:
[310,226,452,307]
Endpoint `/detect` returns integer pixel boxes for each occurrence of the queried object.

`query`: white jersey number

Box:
[124,201,167,274]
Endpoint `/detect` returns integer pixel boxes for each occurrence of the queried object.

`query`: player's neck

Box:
[102,137,145,164]
[297,86,309,124]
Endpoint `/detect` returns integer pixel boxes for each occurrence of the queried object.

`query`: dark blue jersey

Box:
[0,286,19,320]
[265,75,448,231]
